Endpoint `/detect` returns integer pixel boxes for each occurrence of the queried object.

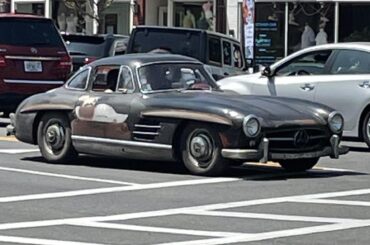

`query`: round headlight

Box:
[328,111,344,133]
[243,115,261,137]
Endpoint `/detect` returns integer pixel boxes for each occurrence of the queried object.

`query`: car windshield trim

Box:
[65,66,92,91]
[135,61,215,94]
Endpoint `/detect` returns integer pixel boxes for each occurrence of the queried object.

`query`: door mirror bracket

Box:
[261,66,274,78]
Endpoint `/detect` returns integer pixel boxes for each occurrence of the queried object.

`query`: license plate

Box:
[24,61,42,72]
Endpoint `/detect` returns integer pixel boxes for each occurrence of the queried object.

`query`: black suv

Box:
[126,26,246,80]
[62,33,129,71]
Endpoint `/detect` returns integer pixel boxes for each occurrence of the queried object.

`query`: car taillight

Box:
[0,56,6,67]
[59,55,72,68]
[84,56,97,64]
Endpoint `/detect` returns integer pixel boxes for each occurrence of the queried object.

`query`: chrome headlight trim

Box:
[328,111,344,133]
[243,115,261,138]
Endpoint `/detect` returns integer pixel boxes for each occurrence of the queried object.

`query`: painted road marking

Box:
[0,166,139,186]
[0,235,105,245]
[0,166,354,203]
[0,136,18,142]
[0,177,239,203]
[0,188,369,230]
[0,149,39,154]
[155,221,370,245]
[184,210,362,224]
[72,221,247,237]
[293,198,370,207]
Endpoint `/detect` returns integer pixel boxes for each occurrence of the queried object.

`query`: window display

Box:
[174,1,214,31]
[0,0,10,13]
[339,4,370,42]
[288,2,334,54]
[254,3,285,66]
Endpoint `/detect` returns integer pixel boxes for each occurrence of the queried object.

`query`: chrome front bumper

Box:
[6,113,16,136]
[221,135,349,162]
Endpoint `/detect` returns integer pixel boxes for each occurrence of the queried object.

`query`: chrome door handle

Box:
[300,83,315,91]
[359,81,370,89]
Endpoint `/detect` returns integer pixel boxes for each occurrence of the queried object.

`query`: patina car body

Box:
[11,54,347,175]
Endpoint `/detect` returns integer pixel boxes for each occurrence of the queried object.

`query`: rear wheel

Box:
[362,111,370,148]
[278,158,319,172]
[180,123,228,176]
[37,112,77,163]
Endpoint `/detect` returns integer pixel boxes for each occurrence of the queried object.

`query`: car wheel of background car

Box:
[37,112,77,163]
[278,158,319,172]
[180,124,228,176]
[362,111,370,148]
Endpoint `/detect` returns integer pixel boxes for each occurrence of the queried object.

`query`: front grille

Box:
[265,127,329,153]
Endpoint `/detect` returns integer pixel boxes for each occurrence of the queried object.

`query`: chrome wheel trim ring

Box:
[367,117,370,140]
[187,130,214,168]
[45,123,65,154]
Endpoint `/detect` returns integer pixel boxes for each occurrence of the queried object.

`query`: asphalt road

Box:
[0,119,369,245]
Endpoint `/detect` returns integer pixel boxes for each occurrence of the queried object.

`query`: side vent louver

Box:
[133,123,161,141]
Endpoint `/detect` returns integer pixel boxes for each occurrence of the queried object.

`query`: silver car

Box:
[219,43,370,148]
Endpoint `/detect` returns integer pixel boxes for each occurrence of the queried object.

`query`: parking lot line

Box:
[0,166,139,186]
[292,198,370,207]
[155,221,370,245]
[184,210,362,223]
[0,136,18,142]
[0,149,39,154]
[0,177,239,203]
[0,235,105,245]
[72,221,248,238]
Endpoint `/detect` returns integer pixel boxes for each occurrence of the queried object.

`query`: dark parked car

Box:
[0,14,72,116]
[126,26,246,80]
[11,54,347,176]
[62,33,129,71]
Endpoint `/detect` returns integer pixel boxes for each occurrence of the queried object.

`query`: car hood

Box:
[143,91,333,128]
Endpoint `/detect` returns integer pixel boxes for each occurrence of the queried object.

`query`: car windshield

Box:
[0,18,64,47]
[138,63,217,93]
[63,35,106,57]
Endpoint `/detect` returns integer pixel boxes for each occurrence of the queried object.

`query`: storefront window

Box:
[0,0,10,13]
[15,3,44,15]
[288,2,334,54]
[52,0,86,33]
[339,4,370,42]
[254,3,285,66]
[173,1,214,31]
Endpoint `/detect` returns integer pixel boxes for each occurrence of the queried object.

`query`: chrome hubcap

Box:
[367,118,370,140]
[189,133,213,162]
[45,124,65,151]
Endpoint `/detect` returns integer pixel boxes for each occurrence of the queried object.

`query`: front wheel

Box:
[37,112,77,163]
[278,158,319,172]
[362,111,370,148]
[180,124,228,176]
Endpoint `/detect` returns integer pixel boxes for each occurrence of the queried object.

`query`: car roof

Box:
[133,25,240,43]
[91,53,203,67]
[62,32,129,40]
[271,42,370,69]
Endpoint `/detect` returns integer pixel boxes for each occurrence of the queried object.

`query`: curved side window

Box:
[117,66,135,93]
[66,68,91,90]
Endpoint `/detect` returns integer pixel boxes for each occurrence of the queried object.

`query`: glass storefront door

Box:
[339,3,370,42]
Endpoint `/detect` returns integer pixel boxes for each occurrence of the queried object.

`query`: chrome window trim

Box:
[65,66,92,91]
[135,61,208,94]
[116,65,136,93]
[71,135,172,150]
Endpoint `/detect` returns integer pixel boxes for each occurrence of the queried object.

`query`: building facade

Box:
[3,0,226,35]
[231,0,370,67]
